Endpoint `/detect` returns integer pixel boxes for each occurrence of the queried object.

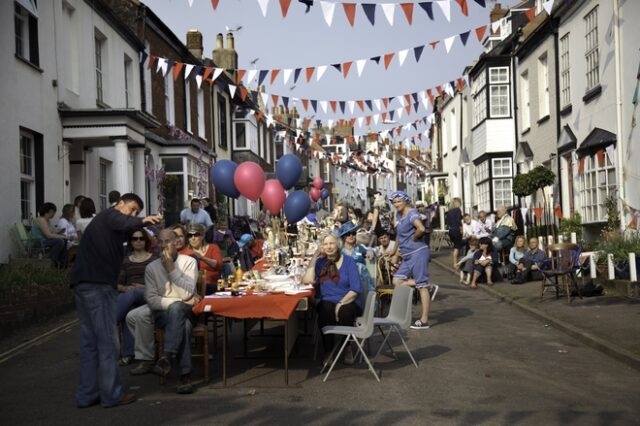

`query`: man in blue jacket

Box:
[70,193,162,408]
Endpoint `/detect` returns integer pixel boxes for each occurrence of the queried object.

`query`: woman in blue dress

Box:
[390,192,433,329]
[338,222,375,298]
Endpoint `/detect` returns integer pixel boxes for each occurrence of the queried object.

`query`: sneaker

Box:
[118,356,133,367]
[152,357,171,378]
[410,319,431,330]
[129,360,154,376]
[176,375,195,394]
[429,285,439,301]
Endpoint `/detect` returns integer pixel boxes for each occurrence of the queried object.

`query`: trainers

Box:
[152,357,171,378]
[129,360,154,376]
[429,284,439,301]
[176,374,195,394]
[118,356,133,367]
[410,319,431,330]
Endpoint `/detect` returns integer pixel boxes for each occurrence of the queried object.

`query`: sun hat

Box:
[187,224,205,235]
[338,221,361,238]
[238,233,254,248]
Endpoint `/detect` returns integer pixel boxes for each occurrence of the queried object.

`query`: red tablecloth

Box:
[193,290,313,320]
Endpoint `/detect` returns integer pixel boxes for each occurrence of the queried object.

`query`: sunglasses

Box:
[131,236,145,242]
[345,232,357,237]
[187,233,202,238]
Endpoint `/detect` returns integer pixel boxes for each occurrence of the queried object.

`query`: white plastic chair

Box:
[371,285,419,368]
[320,291,379,382]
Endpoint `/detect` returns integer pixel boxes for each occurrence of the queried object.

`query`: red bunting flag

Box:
[357,100,365,112]
[404,94,411,105]
[147,55,157,70]
[270,69,280,85]
[343,3,357,27]
[329,101,337,113]
[236,69,246,85]
[533,207,543,221]
[342,61,353,78]
[279,0,292,17]
[596,149,605,167]
[405,105,411,115]
[211,0,220,10]
[172,62,184,81]
[301,99,309,111]
[426,89,435,105]
[383,53,395,70]
[239,86,248,101]
[306,67,315,82]
[629,214,638,230]
[554,204,563,219]
[524,7,535,22]
[271,94,279,106]
[365,116,372,126]
[396,128,402,136]
[400,3,414,25]
[436,85,443,97]
[202,67,213,83]
[382,112,388,122]
[350,118,356,126]
[456,78,465,91]
[475,25,488,42]
[455,0,469,16]
[382,98,389,109]
[578,157,585,174]
[429,40,440,50]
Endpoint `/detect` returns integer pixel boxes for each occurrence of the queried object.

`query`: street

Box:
[1,262,639,425]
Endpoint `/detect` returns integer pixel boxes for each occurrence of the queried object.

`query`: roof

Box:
[558,125,577,153]
[576,128,616,155]
[515,142,534,163]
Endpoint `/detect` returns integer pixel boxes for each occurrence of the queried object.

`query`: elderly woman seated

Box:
[302,232,362,362]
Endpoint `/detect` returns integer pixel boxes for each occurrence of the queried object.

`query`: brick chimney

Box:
[186,29,203,59]
[212,32,238,71]
[489,2,508,34]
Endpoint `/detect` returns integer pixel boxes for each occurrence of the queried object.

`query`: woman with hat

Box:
[186,223,222,294]
[389,191,433,330]
[339,222,375,296]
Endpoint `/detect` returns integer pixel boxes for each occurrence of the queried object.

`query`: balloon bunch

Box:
[309,177,330,202]
[210,154,312,224]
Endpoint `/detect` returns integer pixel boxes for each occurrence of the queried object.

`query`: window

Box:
[185,80,191,133]
[14,2,39,66]
[520,71,530,130]
[164,73,175,124]
[197,88,205,139]
[585,7,599,91]
[20,132,35,223]
[162,157,183,173]
[579,151,616,223]
[95,30,106,104]
[489,67,510,118]
[493,179,513,210]
[472,70,487,126]
[492,158,512,178]
[235,123,246,148]
[143,41,152,113]
[99,160,108,211]
[476,181,491,212]
[560,33,571,108]
[217,93,228,149]
[124,55,132,108]
[474,160,489,183]
[450,108,457,149]
[538,53,550,118]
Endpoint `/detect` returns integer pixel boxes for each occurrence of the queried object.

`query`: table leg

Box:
[284,320,289,386]
[223,316,227,387]
[243,319,248,358]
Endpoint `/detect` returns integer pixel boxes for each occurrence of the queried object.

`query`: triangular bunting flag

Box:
[339,101,346,114]
[195,73,203,88]
[475,25,487,42]
[429,40,440,50]
[271,94,279,107]
[228,84,237,98]
[184,63,195,80]
[329,101,337,113]
[373,114,380,125]
[172,62,185,81]
[356,59,366,77]
[260,92,269,108]
[459,31,470,46]
[400,3,414,25]
[444,36,455,53]
[301,98,309,111]
[293,68,302,84]
[398,49,409,67]
[418,2,434,20]
[426,89,434,105]
[365,116,372,126]
[382,112,388,122]
[405,105,411,115]
[202,67,213,82]
[236,69,246,85]
[457,78,465,91]
[270,69,280,85]
[283,69,292,85]
[382,98,389,109]
[411,92,418,103]
[342,61,352,78]
[357,100,365,112]
[342,3,356,27]
[258,70,269,86]
[147,55,157,70]
[282,96,289,109]
[305,67,315,82]
[257,0,270,17]
[211,68,224,83]
[404,94,411,105]
[311,99,318,112]
[365,100,373,111]
[155,57,165,74]
[357,117,364,128]
[317,65,327,81]
[211,0,220,10]
[320,101,328,113]
[239,86,248,101]
[374,99,382,110]
[436,85,443,97]
[139,51,148,65]
[331,63,342,73]
[455,0,468,16]
[381,3,395,26]
[435,0,451,22]
[247,69,258,85]
[524,7,535,22]
[413,102,420,113]
[279,0,292,18]
[413,45,425,62]
[542,0,554,15]
[473,0,486,7]
[362,3,376,26]
[383,53,395,70]
[348,100,355,114]
[320,1,336,27]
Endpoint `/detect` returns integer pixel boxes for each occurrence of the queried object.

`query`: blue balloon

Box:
[284,190,311,224]
[276,154,303,190]
[321,188,330,200]
[211,160,240,198]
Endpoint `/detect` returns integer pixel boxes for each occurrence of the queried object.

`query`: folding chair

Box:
[371,285,418,368]
[320,292,379,382]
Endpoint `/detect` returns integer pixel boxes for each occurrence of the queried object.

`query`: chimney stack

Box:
[186,29,203,59]
[212,32,238,70]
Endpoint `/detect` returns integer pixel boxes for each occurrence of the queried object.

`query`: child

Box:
[456,237,479,285]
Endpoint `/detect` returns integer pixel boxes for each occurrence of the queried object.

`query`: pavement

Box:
[429,247,640,372]
[1,262,639,425]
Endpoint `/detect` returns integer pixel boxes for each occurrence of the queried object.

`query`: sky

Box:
[142,0,519,147]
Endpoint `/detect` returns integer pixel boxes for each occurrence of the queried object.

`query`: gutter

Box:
[613,0,626,229]
[552,15,563,212]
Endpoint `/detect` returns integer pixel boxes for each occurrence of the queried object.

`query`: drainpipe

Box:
[613,0,625,230]
[139,4,147,112]
[511,35,520,209]
[552,15,563,215]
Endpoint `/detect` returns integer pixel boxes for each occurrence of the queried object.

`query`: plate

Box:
[264,274,291,282]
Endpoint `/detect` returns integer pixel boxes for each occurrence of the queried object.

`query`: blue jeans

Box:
[73,284,123,407]
[116,288,145,357]
[43,238,67,267]
[154,302,195,375]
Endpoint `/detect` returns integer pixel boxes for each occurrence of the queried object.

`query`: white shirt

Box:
[462,219,483,239]
[180,208,213,228]
[477,217,495,237]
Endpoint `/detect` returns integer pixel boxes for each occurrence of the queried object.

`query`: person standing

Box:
[389,192,434,330]
[180,198,213,228]
[70,193,161,408]
[445,198,464,270]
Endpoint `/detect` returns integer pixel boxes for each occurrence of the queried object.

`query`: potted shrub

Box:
[559,213,583,242]
[596,233,640,280]
[603,194,621,241]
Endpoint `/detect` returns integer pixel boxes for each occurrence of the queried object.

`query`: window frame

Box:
[492,178,513,211]
[185,79,192,133]
[560,33,571,108]
[217,92,228,149]
[492,158,512,178]
[124,54,132,108]
[95,30,106,105]
[538,53,550,118]
[164,73,175,124]
[579,151,616,223]
[14,2,39,67]
[99,160,108,211]
[19,131,35,224]
[472,69,487,127]
[584,6,599,91]
[520,70,531,130]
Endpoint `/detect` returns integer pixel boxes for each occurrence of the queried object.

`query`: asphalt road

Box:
[1,263,639,426]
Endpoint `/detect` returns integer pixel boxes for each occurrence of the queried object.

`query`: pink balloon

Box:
[260,179,286,214]
[312,177,324,190]
[233,162,265,202]
[309,187,321,202]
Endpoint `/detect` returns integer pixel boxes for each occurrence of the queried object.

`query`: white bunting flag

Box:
[161,60,169,76]
[445,83,454,96]
[320,1,336,27]
[211,68,224,83]
[435,0,451,22]
[605,144,615,165]
[247,69,258,85]
[327,119,334,128]
[283,69,293,85]
[266,114,274,126]
[296,118,302,128]
[356,59,366,77]
[397,107,403,119]
[195,74,203,88]
[542,0,554,15]
[381,3,395,26]
[374,99,382,111]
[357,117,364,128]
[228,84,236,98]
[156,57,165,74]
[444,36,456,53]
[373,114,380,125]
[316,65,327,81]
[398,96,407,107]
[257,0,270,17]
[184,64,196,80]
[320,101,328,113]
[260,92,269,108]
[188,0,194,7]
[398,49,409,67]
[404,123,411,130]
[348,101,355,114]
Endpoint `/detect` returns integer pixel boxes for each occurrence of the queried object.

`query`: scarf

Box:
[319,252,341,285]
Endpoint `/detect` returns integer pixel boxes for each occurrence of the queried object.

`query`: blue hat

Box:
[238,233,254,248]
[338,221,361,238]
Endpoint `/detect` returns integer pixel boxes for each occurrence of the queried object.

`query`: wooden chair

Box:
[538,243,583,302]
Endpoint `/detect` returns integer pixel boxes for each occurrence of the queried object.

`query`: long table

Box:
[193,290,313,386]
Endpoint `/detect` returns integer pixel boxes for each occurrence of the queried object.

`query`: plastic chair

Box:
[320,291,379,382]
[371,285,419,368]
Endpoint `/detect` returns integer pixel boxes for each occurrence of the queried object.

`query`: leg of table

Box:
[284,320,289,386]
[223,316,227,387]
[243,319,248,358]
